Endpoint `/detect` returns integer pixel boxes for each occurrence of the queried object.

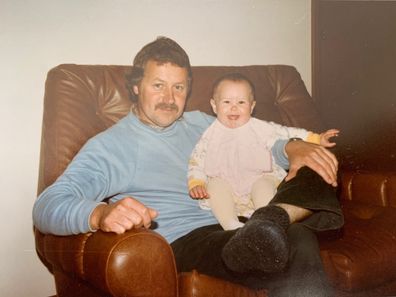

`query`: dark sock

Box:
[221,205,290,274]
[251,204,290,230]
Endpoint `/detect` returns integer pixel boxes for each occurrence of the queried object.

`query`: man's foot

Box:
[221,205,290,274]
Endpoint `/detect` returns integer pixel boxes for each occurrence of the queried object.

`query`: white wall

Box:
[0,1,311,296]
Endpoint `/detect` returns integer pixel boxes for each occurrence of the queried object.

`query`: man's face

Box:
[133,60,189,128]
[210,80,255,129]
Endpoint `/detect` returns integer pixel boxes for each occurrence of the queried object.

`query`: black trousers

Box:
[171,167,344,297]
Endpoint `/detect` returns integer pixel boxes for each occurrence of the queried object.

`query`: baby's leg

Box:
[207,177,244,230]
[251,175,279,209]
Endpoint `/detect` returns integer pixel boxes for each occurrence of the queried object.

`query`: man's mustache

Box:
[155,103,179,111]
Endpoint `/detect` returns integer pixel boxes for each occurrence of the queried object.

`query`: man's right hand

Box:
[285,140,338,187]
[89,197,158,234]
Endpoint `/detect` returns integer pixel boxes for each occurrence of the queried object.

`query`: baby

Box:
[187,73,339,230]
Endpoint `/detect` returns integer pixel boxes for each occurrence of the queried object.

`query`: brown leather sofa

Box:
[35,64,396,297]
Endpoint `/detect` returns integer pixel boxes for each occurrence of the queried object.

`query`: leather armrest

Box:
[35,228,178,296]
[340,170,396,207]
[320,170,396,291]
[320,199,396,291]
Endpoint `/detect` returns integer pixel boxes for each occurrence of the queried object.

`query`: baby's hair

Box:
[212,73,255,99]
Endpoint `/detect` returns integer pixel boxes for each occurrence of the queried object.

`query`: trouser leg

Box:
[270,166,344,231]
[171,223,334,296]
[267,224,334,297]
[171,224,272,289]
[171,224,242,282]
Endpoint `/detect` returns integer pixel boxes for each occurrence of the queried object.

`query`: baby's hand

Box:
[320,129,340,147]
[189,185,210,199]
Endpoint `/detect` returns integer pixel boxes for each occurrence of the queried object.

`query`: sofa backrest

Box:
[37,64,324,194]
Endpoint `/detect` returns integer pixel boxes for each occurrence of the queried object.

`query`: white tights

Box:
[206,175,279,230]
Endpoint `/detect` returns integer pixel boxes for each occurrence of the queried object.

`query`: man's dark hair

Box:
[212,73,256,100]
[126,37,192,102]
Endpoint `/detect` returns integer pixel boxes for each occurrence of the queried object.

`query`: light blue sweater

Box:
[33,111,288,243]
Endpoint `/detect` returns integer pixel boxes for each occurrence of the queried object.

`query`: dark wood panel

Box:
[312,0,396,170]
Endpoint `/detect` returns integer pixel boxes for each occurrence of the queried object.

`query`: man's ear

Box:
[251,100,256,114]
[133,85,139,95]
[210,99,217,114]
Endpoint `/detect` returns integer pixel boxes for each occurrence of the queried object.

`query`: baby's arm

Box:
[306,129,339,147]
[188,136,210,199]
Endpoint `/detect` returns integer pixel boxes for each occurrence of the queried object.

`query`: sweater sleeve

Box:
[187,135,209,190]
[264,121,309,148]
[269,125,321,170]
[271,139,290,170]
[306,132,321,144]
[32,132,136,235]
[268,122,322,145]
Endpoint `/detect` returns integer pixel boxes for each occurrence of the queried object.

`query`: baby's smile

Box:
[227,115,240,120]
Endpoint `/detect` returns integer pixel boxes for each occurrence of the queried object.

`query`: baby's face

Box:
[211,80,255,128]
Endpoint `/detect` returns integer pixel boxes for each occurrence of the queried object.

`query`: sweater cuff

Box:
[188,179,206,190]
[306,132,321,144]
[88,202,107,232]
[272,139,289,170]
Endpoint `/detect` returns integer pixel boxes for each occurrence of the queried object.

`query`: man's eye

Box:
[175,85,185,91]
[223,100,230,104]
[153,83,163,89]
[238,101,246,104]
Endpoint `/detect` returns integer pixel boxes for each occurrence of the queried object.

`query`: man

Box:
[33,37,343,297]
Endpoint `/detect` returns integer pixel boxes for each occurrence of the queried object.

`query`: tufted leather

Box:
[35,64,396,297]
[319,171,396,295]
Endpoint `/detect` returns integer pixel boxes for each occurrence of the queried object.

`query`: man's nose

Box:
[162,87,175,104]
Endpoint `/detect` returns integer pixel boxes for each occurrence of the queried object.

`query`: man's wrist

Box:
[285,137,303,157]
[288,137,303,142]
[88,202,107,232]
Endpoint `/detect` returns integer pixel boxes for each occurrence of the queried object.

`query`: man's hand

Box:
[285,140,338,187]
[189,185,210,199]
[90,197,158,234]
